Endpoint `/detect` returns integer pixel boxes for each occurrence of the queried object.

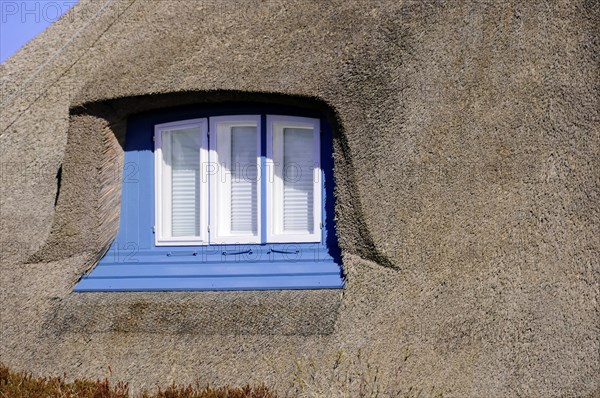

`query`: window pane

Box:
[210,117,261,244]
[167,128,201,237]
[283,128,314,233]
[230,126,258,234]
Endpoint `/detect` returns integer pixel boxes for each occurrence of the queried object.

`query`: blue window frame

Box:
[74,104,344,291]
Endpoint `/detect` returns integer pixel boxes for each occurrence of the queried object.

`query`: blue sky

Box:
[1,0,78,63]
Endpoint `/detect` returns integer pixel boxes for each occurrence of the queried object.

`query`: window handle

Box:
[222,249,253,256]
[166,251,198,257]
[267,248,300,255]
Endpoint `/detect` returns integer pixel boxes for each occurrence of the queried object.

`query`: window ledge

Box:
[74,247,344,292]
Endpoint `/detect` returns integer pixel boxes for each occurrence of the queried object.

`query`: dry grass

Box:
[0,363,276,398]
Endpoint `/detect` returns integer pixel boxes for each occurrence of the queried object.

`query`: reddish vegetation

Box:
[0,363,276,398]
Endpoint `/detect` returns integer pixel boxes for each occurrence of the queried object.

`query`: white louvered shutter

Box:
[170,129,201,237]
[231,126,259,234]
[267,116,321,243]
[210,117,261,244]
[283,128,314,233]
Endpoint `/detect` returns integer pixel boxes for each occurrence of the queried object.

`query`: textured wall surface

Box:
[1,0,598,396]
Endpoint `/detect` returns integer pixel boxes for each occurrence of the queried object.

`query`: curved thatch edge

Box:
[29,90,397,272]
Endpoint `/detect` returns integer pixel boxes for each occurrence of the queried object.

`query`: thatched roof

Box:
[1,0,598,396]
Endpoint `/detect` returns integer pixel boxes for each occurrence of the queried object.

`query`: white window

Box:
[154,119,209,246]
[267,116,321,243]
[154,115,321,246]
[209,116,261,244]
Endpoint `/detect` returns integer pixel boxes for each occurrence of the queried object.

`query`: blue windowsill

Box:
[74,244,344,292]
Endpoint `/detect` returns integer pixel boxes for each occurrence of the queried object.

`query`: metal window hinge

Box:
[267,248,299,255]
[167,251,198,257]
[222,249,253,256]
[152,225,156,233]
[207,225,211,233]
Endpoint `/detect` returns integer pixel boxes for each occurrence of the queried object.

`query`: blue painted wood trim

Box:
[97,246,336,263]
[77,262,342,278]
[74,274,344,292]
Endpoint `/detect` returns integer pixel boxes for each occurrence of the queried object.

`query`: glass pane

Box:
[283,128,313,233]
[230,126,258,234]
[166,128,201,237]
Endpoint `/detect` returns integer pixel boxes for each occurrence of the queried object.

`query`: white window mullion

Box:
[266,116,321,243]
